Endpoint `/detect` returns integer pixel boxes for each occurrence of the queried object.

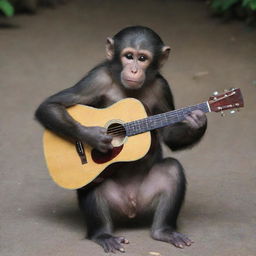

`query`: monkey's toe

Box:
[116,236,130,244]
[152,229,193,248]
[94,234,128,253]
[168,231,193,248]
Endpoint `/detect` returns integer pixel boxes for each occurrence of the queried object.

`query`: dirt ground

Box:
[1,0,256,255]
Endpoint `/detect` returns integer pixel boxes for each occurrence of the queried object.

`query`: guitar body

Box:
[43,98,151,189]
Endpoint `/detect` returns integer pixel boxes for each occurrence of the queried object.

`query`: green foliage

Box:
[0,0,14,16]
[211,0,240,12]
[242,0,256,10]
[210,0,256,24]
[211,0,256,12]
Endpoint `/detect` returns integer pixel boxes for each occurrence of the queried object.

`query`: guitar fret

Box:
[124,102,210,137]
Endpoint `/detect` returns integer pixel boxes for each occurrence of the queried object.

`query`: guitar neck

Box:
[124,102,210,136]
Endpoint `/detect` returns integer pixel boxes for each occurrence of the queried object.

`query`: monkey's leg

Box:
[139,158,193,248]
[77,186,129,253]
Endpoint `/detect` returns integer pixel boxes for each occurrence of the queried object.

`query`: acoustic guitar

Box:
[43,88,244,189]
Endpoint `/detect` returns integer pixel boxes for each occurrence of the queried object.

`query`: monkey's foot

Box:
[151,228,193,248]
[94,233,129,253]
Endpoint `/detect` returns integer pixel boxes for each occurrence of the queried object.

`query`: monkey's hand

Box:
[184,110,207,130]
[162,110,207,151]
[77,126,113,153]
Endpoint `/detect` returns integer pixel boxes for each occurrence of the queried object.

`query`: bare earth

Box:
[1,0,256,255]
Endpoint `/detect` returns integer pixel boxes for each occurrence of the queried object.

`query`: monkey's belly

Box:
[96,137,161,218]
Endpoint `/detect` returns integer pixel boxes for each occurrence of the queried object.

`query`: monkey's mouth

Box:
[123,79,143,88]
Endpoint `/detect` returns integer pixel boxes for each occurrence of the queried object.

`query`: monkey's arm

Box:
[162,118,207,151]
[158,78,207,151]
[35,66,113,152]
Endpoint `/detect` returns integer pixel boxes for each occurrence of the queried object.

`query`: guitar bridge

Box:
[75,141,87,165]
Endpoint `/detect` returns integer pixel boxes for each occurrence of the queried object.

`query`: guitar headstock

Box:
[208,88,244,114]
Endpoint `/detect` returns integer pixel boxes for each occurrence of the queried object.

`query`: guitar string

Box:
[104,93,240,135]
[105,93,238,136]
[107,112,209,136]
[106,104,209,135]
[106,104,209,136]
[107,119,203,136]
[126,104,209,128]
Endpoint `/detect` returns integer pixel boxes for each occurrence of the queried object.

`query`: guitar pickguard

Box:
[91,145,124,164]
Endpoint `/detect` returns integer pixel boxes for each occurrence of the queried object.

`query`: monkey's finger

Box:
[100,146,113,154]
[98,145,109,153]
[105,142,113,151]
[190,113,202,127]
[185,116,198,129]
[191,110,207,126]
[190,113,200,123]
[98,127,108,133]
[191,110,204,117]
[102,135,113,143]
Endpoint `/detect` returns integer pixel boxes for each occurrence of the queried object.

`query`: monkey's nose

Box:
[131,68,138,74]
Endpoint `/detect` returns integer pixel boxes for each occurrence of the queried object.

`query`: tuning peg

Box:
[229,87,236,91]
[213,91,219,96]
[230,110,236,114]
[221,111,225,117]
[224,88,229,92]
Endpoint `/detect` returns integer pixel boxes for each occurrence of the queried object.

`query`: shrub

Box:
[0,0,14,16]
[209,0,256,24]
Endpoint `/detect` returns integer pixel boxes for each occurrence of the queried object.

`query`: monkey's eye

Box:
[125,53,133,60]
[138,55,147,62]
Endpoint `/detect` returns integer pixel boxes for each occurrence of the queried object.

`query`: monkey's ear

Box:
[106,37,114,60]
[159,46,171,67]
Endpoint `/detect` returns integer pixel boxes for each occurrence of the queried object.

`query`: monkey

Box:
[35,26,207,253]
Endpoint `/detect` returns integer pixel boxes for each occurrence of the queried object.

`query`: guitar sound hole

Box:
[91,122,127,164]
[107,122,127,147]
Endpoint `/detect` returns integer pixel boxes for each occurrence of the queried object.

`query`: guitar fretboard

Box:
[124,102,210,136]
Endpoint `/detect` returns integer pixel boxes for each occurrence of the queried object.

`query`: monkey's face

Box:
[120,48,152,90]
[105,31,170,90]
